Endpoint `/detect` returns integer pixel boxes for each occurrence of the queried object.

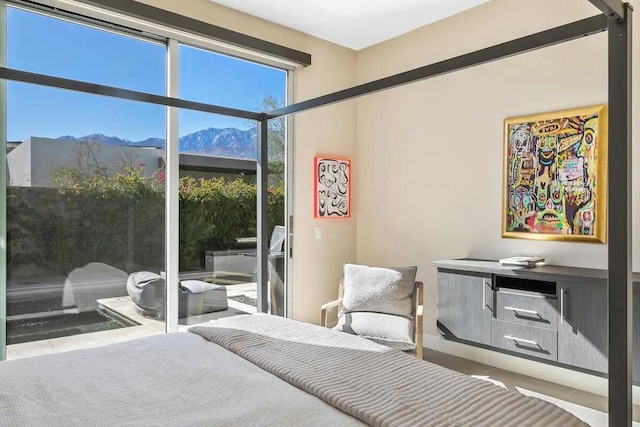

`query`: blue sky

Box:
[6,7,286,142]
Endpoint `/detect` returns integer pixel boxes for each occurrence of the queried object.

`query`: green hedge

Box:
[179,176,284,271]
[7,167,284,280]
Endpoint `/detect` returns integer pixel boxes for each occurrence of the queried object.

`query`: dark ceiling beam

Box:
[18,0,311,66]
[267,15,608,119]
[0,67,262,121]
[77,0,311,66]
[588,0,629,21]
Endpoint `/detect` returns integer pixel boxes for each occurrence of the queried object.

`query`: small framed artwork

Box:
[314,156,351,219]
[502,105,607,243]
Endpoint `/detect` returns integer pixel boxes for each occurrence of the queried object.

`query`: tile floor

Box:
[424,348,640,427]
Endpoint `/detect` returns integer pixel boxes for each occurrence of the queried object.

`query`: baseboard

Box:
[424,333,640,405]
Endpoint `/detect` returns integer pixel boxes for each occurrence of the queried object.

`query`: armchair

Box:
[320,270,424,359]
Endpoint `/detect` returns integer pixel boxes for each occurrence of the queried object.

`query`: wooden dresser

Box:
[434,259,640,381]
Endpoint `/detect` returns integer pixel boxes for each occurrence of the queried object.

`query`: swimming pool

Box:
[7,310,132,345]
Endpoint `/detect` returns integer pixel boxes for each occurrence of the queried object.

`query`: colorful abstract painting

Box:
[503,105,607,243]
[314,156,351,219]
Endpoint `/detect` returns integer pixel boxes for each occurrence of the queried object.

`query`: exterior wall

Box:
[6,140,30,186]
[137,0,358,324]
[7,138,254,187]
[7,138,163,187]
[355,0,639,396]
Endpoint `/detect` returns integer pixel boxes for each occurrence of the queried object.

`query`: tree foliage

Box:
[257,94,286,186]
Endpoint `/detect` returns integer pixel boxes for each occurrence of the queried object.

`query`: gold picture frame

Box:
[502,105,607,243]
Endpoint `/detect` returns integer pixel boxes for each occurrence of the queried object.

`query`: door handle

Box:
[482,281,486,310]
[560,288,565,324]
[482,279,491,310]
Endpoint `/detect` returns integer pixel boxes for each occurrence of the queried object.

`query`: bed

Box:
[0,314,587,426]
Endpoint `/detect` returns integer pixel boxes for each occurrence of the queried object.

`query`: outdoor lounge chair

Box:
[126,271,228,319]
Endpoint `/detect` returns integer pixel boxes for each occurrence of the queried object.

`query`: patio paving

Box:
[6,282,258,360]
[6,322,166,360]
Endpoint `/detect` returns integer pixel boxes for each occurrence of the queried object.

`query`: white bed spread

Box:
[190,314,588,427]
[0,332,363,426]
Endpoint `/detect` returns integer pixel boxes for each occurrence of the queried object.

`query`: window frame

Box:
[9,0,299,71]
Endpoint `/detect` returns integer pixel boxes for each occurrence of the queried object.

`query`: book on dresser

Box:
[498,256,545,268]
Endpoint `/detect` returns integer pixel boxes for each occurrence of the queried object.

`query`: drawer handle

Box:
[504,335,538,346]
[504,306,539,316]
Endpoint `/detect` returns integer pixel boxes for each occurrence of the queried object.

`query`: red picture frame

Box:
[313,156,351,219]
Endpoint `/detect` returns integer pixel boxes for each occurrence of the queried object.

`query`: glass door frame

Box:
[0,1,7,361]
[165,38,179,332]
[284,69,295,318]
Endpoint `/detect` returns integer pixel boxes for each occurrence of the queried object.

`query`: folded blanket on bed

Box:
[189,314,587,427]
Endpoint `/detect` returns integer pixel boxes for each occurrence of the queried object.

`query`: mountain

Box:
[57,127,258,160]
[179,127,257,159]
[58,134,130,147]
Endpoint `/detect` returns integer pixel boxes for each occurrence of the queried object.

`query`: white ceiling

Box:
[209,0,492,51]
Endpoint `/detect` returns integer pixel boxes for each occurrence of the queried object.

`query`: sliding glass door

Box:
[0,1,291,358]
[175,44,287,325]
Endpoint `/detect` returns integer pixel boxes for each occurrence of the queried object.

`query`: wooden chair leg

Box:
[415,281,424,360]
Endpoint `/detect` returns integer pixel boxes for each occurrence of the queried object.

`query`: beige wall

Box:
[138,0,358,323]
[138,0,639,396]
[355,0,639,395]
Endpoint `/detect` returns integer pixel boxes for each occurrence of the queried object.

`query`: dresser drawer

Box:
[491,320,558,361]
[495,291,558,330]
